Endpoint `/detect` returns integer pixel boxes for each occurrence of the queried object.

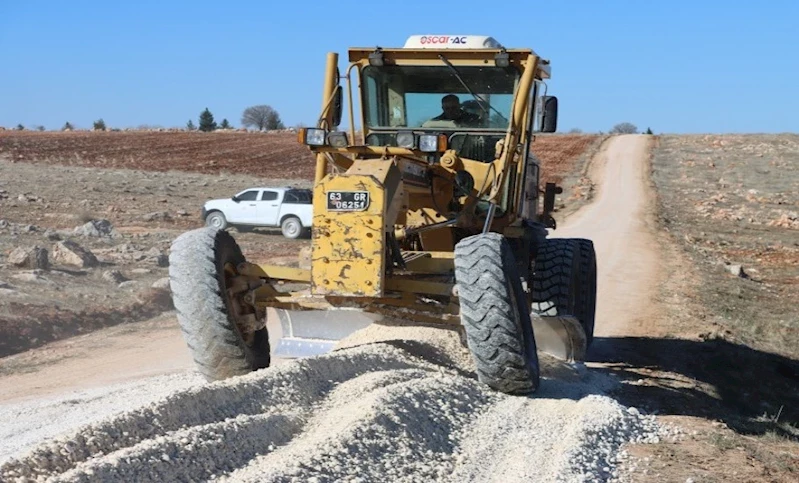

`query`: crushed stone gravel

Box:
[0,324,675,483]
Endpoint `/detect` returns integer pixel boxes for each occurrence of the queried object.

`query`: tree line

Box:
[11,105,285,132]
[186,105,285,132]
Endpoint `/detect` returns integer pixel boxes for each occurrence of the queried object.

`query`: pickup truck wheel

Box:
[205,211,227,230]
[281,217,302,239]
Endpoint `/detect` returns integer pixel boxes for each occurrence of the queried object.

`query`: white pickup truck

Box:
[202,187,313,239]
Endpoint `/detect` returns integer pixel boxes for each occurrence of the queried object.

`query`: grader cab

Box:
[168,34,597,395]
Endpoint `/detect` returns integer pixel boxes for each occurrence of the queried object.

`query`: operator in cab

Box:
[424,94,481,127]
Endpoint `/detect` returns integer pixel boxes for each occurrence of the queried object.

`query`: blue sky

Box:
[1,1,797,134]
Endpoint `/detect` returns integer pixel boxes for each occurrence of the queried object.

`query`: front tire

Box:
[169,227,270,381]
[454,232,540,395]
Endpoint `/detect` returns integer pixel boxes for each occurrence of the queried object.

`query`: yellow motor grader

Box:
[168,34,597,395]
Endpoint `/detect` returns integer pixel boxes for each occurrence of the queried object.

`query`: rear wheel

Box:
[530,238,581,319]
[454,232,540,395]
[281,217,302,239]
[575,239,597,346]
[169,227,270,381]
[205,211,227,230]
[531,237,597,344]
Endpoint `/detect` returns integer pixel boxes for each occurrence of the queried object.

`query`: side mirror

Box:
[232,195,240,203]
[331,85,343,128]
[541,96,558,133]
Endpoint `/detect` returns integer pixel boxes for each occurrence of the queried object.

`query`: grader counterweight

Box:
[168,34,597,394]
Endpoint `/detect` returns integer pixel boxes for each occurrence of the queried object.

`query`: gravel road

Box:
[0,135,674,482]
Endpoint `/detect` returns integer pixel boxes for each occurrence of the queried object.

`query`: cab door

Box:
[228,189,261,224]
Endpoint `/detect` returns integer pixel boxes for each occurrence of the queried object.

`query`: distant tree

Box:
[186,119,196,131]
[63,122,74,131]
[568,128,583,133]
[220,118,231,129]
[609,122,637,134]
[241,104,284,131]
[93,118,106,131]
[15,124,24,130]
[645,127,653,135]
[198,108,217,132]
[35,125,45,131]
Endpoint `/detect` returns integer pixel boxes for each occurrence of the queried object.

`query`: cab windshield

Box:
[361,64,520,131]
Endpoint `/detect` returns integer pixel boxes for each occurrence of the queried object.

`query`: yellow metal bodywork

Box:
[310,160,403,297]
[257,40,550,326]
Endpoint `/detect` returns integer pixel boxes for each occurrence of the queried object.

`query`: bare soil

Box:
[596,134,799,482]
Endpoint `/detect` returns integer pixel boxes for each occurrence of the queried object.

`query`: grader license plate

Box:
[327,191,370,212]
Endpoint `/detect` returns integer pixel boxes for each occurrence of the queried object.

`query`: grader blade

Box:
[530,314,587,362]
[264,307,381,359]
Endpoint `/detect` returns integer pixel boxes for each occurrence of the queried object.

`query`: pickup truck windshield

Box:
[361,64,519,130]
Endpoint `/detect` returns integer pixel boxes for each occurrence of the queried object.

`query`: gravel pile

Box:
[0,323,672,483]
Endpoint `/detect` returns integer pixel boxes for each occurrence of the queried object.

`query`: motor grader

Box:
[168,34,597,395]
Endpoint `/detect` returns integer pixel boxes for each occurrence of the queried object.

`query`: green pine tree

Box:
[186,120,196,131]
[645,127,653,135]
[220,118,231,129]
[198,108,217,132]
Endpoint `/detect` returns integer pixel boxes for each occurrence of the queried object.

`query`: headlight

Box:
[396,131,415,148]
[327,131,349,147]
[418,134,440,152]
[302,128,326,146]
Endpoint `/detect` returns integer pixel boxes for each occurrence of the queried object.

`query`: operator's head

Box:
[441,94,461,118]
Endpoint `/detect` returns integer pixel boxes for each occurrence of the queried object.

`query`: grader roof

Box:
[347,34,551,79]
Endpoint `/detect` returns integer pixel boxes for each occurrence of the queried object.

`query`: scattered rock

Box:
[768,212,799,229]
[118,281,138,289]
[725,264,748,278]
[131,268,151,274]
[11,270,54,284]
[145,247,162,258]
[43,229,62,241]
[0,280,12,289]
[52,240,99,268]
[143,211,172,222]
[0,219,8,228]
[151,277,170,289]
[151,254,169,267]
[8,246,49,270]
[103,270,129,284]
[73,219,119,238]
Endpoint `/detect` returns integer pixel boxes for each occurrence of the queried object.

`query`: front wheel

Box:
[454,232,540,395]
[281,216,303,239]
[169,227,271,381]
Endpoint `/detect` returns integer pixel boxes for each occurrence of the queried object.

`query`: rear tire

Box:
[454,232,540,395]
[575,239,597,346]
[281,216,302,239]
[531,238,592,338]
[169,227,270,381]
[205,211,227,230]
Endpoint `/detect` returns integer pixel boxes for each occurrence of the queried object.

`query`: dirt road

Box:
[0,134,674,482]
[552,134,661,337]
